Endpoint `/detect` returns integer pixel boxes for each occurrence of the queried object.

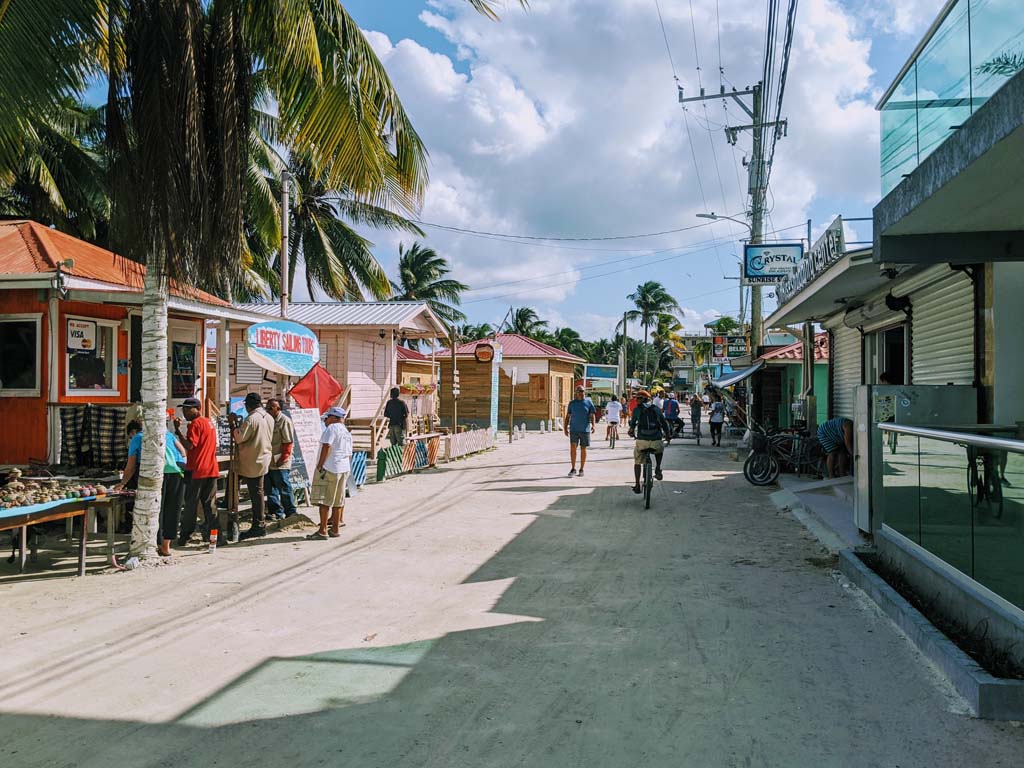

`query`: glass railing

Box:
[878,423,1024,610]
[879,0,1024,195]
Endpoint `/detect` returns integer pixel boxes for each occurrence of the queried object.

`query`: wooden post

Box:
[508,369,515,443]
[450,329,458,434]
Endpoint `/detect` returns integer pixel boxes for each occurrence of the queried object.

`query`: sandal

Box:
[328,531,341,538]
[305,532,328,541]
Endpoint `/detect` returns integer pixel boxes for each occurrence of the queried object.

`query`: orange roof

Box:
[760,332,829,362]
[0,219,229,307]
[438,333,585,363]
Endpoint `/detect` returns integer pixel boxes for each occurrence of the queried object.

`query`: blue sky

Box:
[324,0,942,339]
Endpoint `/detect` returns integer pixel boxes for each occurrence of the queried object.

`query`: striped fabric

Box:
[90,406,128,467]
[817,417,847,454]
[59,406,90,465]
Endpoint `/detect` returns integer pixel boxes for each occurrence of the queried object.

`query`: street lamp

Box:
[696,212,752,233]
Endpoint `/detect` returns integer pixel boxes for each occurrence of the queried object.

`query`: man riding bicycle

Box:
[604,394,623,443]
[628,390,672,493]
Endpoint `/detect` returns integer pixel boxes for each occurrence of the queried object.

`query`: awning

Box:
[711,361,764,388]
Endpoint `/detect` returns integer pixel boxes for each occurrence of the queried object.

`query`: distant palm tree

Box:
[507,307,549,338]
[456,323,494,341]
[652,314,685,374]
[693,339,714,366]
[391,242,469,326]
[624,281,681,385]
[588,338,617,365]
[551,327,586,358]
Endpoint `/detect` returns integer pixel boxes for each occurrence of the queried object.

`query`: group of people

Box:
[115,391,355,553]
[562,383,732,489]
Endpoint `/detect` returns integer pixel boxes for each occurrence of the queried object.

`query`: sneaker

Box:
[568,468,577,477]
[577,469,584,477]
[238,526,267,541]
[655,468,663,480]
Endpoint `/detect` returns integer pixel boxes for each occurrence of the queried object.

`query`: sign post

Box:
[508,367,518,443]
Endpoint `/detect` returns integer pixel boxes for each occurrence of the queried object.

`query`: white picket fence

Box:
[445,428,496,461]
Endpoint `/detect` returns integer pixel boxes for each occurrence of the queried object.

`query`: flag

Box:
[288,363,343,413]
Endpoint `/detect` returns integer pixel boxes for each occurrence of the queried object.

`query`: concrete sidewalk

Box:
[1,433,1021,767]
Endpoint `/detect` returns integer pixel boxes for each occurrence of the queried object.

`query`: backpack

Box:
[633,404,663,436]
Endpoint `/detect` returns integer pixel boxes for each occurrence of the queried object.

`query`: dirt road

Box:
[1,432,1021,767]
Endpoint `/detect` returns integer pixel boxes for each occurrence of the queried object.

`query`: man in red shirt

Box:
[174,397,222,545]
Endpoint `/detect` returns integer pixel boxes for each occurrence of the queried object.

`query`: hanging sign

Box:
[67,319,97,353]
[584,364,619,381]
[743,243,804,284]
[474,342,495,363]
[712,336,729,364]
[776,217,846,306]
[246,320,320,377]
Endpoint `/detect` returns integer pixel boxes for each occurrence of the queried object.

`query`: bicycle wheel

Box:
[643,456,653,509]
[609,429,616,449]
[743,452,778,486]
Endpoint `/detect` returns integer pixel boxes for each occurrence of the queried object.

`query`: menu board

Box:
[216,416,233,456]
[171,342,196,397]
[285,408,323,493]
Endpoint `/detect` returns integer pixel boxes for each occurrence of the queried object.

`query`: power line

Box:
[412,217,724,243]
[653,0,679,80]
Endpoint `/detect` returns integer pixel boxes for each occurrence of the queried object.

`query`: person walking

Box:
[663,392,681,437]
[384,387,410,447]
[229,392,274,541]
[174,397,220,545]
[265,398,297,521]
[689,394,703,439]
[308,406,353,540]
[564,385,596,477]
[708,394,726,446]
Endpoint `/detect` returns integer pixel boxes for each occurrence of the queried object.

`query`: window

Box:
[66,317,118,394]
[864,325,908,385]
[0,314,41,396]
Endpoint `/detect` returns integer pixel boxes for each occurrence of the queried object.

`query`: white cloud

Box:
[351,0,887,337]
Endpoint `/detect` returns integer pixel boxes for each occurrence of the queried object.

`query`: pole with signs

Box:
[508,367,517,443]
[450,330,459,434]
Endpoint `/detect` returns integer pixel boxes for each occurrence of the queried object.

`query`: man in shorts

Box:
[628,390,672,493]
[564,385,596,476]
[309,406,353,540]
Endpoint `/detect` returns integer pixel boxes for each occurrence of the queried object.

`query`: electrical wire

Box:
[412,217,724,243]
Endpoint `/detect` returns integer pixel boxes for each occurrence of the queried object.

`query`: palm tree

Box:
[455,323,494,341]
[693,339,714,366]
[652,314,685,375]
[507,307,549,338]
[624,281,681,385]
[551,327,586,358]
[391,242,469,326]
[707,316,740,335]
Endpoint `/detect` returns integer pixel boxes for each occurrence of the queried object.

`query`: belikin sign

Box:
[246,320,320,377]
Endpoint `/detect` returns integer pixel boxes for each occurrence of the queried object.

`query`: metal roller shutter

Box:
[830,324,862,419]
[910,272,975,385]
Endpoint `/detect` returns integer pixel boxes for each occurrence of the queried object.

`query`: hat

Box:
[637,389,652,399]
[181,397,201,409]
[244,392,262,408]
[324,406,347,420]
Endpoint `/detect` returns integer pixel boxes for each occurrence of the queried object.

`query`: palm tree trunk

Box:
[643,323,649,386]
[128,248,168,561]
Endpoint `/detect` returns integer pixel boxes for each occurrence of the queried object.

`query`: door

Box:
[168,320,201,406]
[130,314,142,402]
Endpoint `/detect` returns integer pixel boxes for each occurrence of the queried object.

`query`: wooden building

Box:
[0,220,265,466]
[233,302,447,452]
[438,334,584,430]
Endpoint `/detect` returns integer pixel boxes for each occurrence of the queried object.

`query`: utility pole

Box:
[679,82,787,356]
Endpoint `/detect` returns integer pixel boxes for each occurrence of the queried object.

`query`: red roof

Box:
[439,333,585,363]
[760,332,829,362]
[0,219,229,307]
[396,345,434,362]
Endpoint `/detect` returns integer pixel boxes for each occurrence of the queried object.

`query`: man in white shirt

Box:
[308,406,353,541]
[652,391,664,409]
[604,394,624,443]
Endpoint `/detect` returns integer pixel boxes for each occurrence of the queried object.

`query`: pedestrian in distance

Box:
[174,397,220,546]
[689,393,703,439]
[652,390,664,410]
[309,406,353,540]
[604,393,624,443]
[662,391,681,437]
[628,390,671,493]
[229,392,275,541]
[565,385,596,476]
[384,386,410,447]
[817,416,854,478]
[265,398,298,521]
[708,394,726,446]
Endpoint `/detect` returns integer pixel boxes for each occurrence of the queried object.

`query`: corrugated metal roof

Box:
[239,301,446,333]
[438,333,585,363]
[0,219,230,306]
[760,332,829,362]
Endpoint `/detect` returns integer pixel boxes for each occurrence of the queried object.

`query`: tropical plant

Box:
[506,306,549,338]
[652,314,686,374]
[455,322,494,341]
[550,327,587,358]
[693,339,714,366]
[976,52,1024,77]
[706,316,740,335]
[0,98,107,242]
[391,242,469,326]
[623,281,681,385]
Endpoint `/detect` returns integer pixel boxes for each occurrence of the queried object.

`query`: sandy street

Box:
[1,432,1021,767]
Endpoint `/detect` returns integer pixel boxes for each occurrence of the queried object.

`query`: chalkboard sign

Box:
[284,408,323,494]
[216,416,233,456]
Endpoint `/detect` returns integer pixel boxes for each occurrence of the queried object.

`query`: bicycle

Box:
[639,447,656,509]
[743,425,826,486]
[608,422,619,449]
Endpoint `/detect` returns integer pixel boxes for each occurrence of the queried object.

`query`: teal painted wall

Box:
[771,362,830,427]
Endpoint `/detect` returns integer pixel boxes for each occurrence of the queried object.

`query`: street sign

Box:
[584,363,619,380]
[743,242,804,285]
[510,366,518,386]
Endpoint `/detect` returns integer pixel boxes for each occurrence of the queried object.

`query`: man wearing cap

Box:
[564,385,596,477]
[265,398,297,520]
[229,392,275,541]
[308,406,353,540]
[174,397,220,545]
[628,390,672,493]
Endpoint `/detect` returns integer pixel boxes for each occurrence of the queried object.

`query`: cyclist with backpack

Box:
[628,390,672,493]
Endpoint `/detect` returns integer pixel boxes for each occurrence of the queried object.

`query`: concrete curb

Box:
[768,488,847,555]
[839,549,1024,720]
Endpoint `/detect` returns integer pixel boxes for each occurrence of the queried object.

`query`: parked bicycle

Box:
[743,425,827,486]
